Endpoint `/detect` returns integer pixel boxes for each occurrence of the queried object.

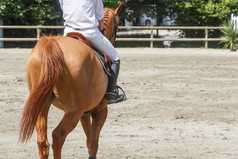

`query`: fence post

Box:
[205,26,208,48]
[150,27,154,48]
[37,25,41,39]
[0,20,3,48]
[156,29,159,37]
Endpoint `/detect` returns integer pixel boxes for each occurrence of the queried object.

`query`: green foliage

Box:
[103,0,124,9]
[0,0,62,25]
[0,0,62,47]
[124,0,238,27]
[1,0,238,47]
[1,0,237,27]
[220,20,238,51]
[171,0,238,26]
[0,0,124,26]
[0,0,125,47]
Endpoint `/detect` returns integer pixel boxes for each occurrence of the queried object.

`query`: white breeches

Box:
[64,26,120,61]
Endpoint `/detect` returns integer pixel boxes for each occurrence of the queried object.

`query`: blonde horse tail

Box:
[19,35,65,143]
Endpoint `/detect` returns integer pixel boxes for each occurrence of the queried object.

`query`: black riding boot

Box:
[106,60,126,104]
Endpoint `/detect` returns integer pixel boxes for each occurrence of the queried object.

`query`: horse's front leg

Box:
[35,103,51,159]
[88,100,108,158]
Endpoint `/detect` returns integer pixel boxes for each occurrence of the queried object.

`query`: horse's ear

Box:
[114,2,124,15]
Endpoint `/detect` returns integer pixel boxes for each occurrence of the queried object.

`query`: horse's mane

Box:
[103,8,118,44]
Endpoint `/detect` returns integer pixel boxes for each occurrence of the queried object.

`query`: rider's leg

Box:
[81,29,125,104]
[105,59,125,104]
[64,27,125,104]
[85,29,119,61]
[64,27,119,61]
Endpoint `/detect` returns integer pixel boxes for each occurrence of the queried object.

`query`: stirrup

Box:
[116,85,127,100]
[106,85,127,104]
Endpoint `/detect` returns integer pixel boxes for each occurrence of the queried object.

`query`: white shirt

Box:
[59,0,104,29]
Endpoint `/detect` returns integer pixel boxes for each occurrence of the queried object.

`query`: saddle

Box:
[66,32,111,76]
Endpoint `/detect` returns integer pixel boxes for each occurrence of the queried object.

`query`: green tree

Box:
[170,0,238,26]
[0,0,124,26]
[0,0,62,25]
[168,0,238,38]
[124,0,238,26]
[0,0,62,47]
[123,0,238,40]
[0,0,125,47]
[103,0,124,9]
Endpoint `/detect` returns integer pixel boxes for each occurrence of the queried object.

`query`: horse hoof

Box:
[88,157,96,159]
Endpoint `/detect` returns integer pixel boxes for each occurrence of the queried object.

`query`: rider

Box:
[59,0,125,104]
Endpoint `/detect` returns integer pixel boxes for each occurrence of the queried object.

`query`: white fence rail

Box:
[0,26,225,48]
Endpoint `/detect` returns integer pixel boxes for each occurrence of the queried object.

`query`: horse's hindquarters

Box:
[53,36,108,112]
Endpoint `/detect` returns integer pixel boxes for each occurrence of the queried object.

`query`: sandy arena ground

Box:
[0,48,238,159]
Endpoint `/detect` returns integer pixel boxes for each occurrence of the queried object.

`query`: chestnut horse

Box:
[19,3,123,159]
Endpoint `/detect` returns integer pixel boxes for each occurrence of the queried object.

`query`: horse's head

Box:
[103,2,123,45]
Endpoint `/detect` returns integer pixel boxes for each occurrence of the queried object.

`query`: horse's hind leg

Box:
[88,102,108,158]
[52,110,82,159]
[80,114,91,148]
[36,105,50,159]
[35,95,53,159]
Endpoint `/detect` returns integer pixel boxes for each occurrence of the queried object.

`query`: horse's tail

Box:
[19,35,65,143]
